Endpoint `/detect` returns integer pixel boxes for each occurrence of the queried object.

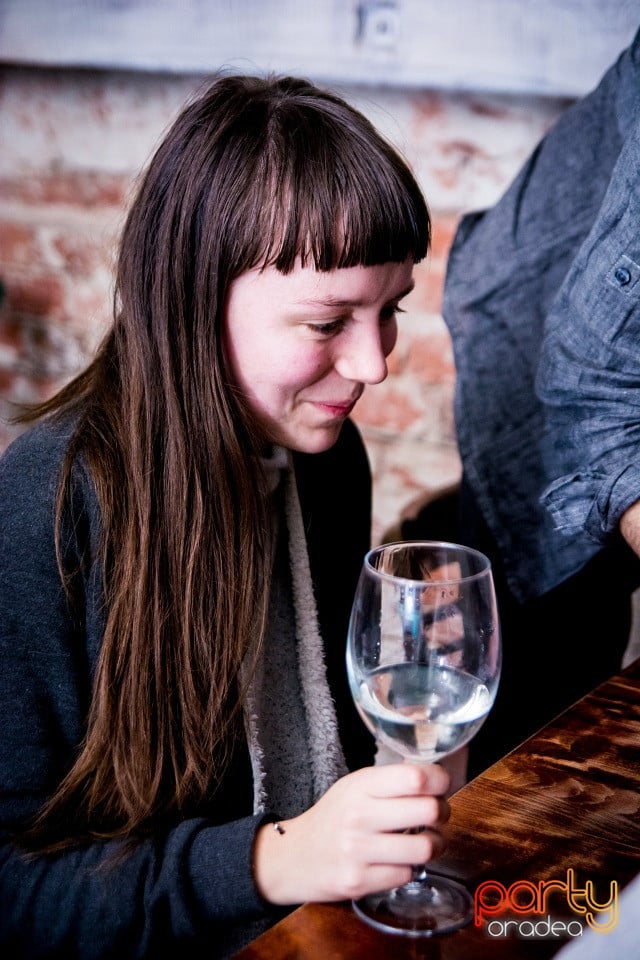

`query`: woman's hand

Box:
[253,762,450,906]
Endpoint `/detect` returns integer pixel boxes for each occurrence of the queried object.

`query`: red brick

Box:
[0,172,130,208]
[386,345,406,376]
[52,230,115,277]
[409,90,447,123]
[429,214,460,262]
[0,221,40,266]
[0,311,26,344]
[433,141,490,190]
[405,329,455,381]
[468,98,514,120]
[0,67,573,545]
[353,383,423,432]
[3,275,65,318]
[0,368,17,391]
[410,261,446,314]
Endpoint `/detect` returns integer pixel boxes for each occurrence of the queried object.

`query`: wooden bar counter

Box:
[233,657,640,959]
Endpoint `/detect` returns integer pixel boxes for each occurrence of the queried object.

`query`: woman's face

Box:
[223,258,414,453]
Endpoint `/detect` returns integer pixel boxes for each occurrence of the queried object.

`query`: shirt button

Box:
[614,266,632,286]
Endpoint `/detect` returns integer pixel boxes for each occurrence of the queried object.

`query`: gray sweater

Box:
[0,415,374,959]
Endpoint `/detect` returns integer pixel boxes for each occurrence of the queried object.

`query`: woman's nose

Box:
[334,324,392,384]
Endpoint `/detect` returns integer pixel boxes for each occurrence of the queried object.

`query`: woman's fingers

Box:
[348,864,414,898]
[312,829,448,901]
[343,762,451,800]
[354,825,447,867]
[253,763,452,906]
[341,793,449,836]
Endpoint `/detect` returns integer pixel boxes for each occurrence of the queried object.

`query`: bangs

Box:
[238,98,430,274]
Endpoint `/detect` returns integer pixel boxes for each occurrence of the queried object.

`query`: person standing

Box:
[405,27,640,777]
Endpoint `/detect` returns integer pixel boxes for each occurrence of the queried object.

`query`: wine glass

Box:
[346,539,501,937]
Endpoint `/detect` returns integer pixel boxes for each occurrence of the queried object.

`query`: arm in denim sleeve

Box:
[536,116,640,545]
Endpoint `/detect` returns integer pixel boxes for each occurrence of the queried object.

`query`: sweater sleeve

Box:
[0,421,277,959]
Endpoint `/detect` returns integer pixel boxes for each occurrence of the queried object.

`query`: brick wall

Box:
[0,66,569,541]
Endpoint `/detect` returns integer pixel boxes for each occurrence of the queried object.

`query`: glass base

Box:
[352,872,473,938]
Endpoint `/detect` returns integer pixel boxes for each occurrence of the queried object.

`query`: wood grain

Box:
[233,658,640,959]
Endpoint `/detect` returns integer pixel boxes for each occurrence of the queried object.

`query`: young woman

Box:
[0,74,449,958]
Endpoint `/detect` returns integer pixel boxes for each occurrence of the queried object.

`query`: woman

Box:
[0,74,449,958]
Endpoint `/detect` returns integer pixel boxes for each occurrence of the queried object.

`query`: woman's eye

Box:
[307,304,405,337]
[381,305,405,324]
[309,318,346,336]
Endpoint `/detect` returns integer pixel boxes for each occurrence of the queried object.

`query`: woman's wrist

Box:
[253,818,298,905]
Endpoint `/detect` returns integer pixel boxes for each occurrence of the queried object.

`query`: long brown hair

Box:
[20,74,430,850]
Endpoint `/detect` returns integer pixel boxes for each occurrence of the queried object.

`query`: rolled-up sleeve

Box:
[537,116,640,544]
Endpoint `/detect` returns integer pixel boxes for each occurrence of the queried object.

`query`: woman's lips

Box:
[311,398,358,418]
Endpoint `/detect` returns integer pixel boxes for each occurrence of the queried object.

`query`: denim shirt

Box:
[537,110,640,550]
[441,26,640,603]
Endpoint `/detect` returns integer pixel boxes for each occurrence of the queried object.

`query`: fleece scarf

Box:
[243,448,348,815]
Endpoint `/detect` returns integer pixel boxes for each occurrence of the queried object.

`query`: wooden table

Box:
[233,657,640,959]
